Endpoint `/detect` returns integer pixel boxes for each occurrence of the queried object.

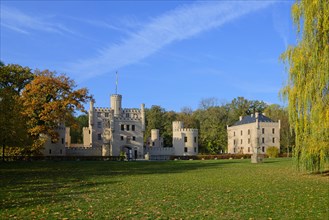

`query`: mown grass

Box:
[0,158,328,219]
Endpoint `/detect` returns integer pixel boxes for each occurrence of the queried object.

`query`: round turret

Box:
[89,100,94,126]
[151,129,159,141]
[110,94,122,117]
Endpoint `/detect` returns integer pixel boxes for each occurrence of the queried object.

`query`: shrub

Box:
[266,146,279,158]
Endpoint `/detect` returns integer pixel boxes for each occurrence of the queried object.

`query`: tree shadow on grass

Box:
[309,170,329,177]
[0,160,234,211]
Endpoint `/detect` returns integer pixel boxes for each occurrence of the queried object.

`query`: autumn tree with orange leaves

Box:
[20,69,92,151]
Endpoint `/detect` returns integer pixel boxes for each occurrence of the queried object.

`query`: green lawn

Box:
[1,158,328,219]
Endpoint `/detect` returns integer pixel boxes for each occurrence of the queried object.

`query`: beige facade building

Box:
[43,95,199,160]
[41,124,66,156]
[144,122,199,160]
[227,112,280,154]
[172,121,198,155]
[81,94,145,159]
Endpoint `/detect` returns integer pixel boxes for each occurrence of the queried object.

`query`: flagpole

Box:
[116,71,118,94]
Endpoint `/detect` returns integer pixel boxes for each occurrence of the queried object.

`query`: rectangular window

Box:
[234,148,236,153]
[248,129,250,135]
[105,113,109,117]
[262,146,265,152]
[121,124,124,131]
[97,112,101,117]
[60,149,62,154]
[126,125,130,131]
[133,136,136,141]
[241,139,243,144]
[152,142,155,146]
[184,137,187,142]
[97,122,102,128]
[272,128,275,134]
[49,149,52,154]
[121,136,124,141]
[248,147,250,153]
[234,131,235,136]
[257,138,259,144]
[262,128,265,134]
[248,138,250,144]
[234,140,236,145]
[98,133,102,140]
[126,113,130,118]
[272,138,275,143]
[61,138,64,144]
[194,136,197,143]
[262,137,265,144]
[132,125,135,131]
[194,147,197,153]
[241,130,243,136]
[184,147,188,153]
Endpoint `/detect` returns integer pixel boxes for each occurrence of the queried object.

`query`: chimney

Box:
[239,116,243,121]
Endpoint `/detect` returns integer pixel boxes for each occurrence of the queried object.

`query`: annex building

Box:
[227,112,280,154]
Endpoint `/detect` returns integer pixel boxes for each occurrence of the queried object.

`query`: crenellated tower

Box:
[110,94,122,117]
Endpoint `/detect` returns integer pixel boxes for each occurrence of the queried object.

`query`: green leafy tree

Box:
[144,105,166,143]
[227,97,251,125]
[67,114,88,143]
[0,63,34,159]
[162,111,178,147]
[248,100,268,114]
[281,0,329,172]
[176,107,198,129]
[264,104,295,155]
[195,106,229,154]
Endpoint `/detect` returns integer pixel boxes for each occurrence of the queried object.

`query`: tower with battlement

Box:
[82,94,145,159]
[172,121,198,156]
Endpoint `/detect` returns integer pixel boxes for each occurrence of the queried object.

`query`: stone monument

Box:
[251,146,264,163]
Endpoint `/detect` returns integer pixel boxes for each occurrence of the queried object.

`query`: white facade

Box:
[144,122,199,159]
[227,113,280,154]
[82,94,145,159]
[42,124,66,156]
[172,121,198,156]
[42,95,199,160]
[146,129,164,148]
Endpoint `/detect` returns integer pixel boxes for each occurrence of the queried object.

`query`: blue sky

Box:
[1,1,295,112]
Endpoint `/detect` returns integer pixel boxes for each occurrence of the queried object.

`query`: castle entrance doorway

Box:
[121,146,134,160]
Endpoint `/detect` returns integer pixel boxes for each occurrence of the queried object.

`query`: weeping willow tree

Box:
[281,0,329,172]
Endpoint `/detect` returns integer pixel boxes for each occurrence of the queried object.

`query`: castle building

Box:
[172,121,198,155]
[82,94,145,159]
[144,122,199,160]
[41,124,67,156]
[146,129,164,148]
[227,112,280,154]
[43,94,199,160]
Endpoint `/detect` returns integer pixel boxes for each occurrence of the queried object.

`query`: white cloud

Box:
[66,1,275,80]
[272,3,292,49]
[1,6,74,35]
